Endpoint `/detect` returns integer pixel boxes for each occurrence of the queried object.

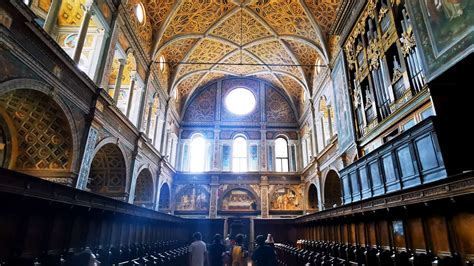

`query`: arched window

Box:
[190,135,206,172]
[232,136,247,172]
[275,137,289,172]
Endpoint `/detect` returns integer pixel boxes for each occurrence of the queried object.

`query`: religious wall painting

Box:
[332,52,355,152]
[175,185,210,211]
[270,186,303,211]
[220,189,257,212]
[407,0,473,80]
[392,220,406,248]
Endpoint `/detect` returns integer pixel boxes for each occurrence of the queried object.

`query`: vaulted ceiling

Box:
[139,0,345,113]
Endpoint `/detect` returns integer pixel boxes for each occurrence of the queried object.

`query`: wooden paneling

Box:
[452,212,474,261]
[427,216,450,255]
[407,217,426,252]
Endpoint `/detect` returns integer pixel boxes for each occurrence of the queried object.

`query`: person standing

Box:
[224,234,232,252]
[231,234,246,266]
[251,235,278,266]
[189,232,208,266]
[209,234,226,266]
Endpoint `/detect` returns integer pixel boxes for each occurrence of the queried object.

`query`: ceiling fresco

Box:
[138,0,345,115]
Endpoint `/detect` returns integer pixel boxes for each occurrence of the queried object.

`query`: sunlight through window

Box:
[135,2,145,24]
[232,136,247,172]
[190,135,205,172]
[225,88,256,115]
[275,137,289,172]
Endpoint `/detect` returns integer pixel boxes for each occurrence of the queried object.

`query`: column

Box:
[145,100,154,135]
[159,100,170,154]
[309,99,319,157]
[223,218,228,238]
[249,218,255,251]
[43,0,62,34]
[260,175,269,218]
[212,127,220,170]
[125,72,137,117]
[98,8,121,86]
[209,175,219,218]
[113,58,126,102]
[260,128,267,171]
[136,71,151,131]
[73,0,94,64]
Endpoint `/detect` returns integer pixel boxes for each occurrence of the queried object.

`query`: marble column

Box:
[125,73,137,117]
[145,100,154,135]
[249,218,255,251]
[309,99,319,157]
[260,128,267,171]
[73,1,93,64]
[260,175,269,218]
[212,127,220,170]
[43,0,62,34]
[112,58,126,102]
[159,100,170,154]
[209,175,219,218]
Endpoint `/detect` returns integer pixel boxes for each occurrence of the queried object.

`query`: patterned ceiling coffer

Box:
[58,0,96,27]
[153,58,169,92]
[0,90,72,170]
[210,9,273,45]
[198,72,226,88]
[246,41,304,82]
[176,72,205,111]
[248,0,318,41]
[160,0,236,47]
[145,0,174,30]
[265,85,297,123]
[89,144,126,194]
[304,0,342,36]
[176,39,236,79]
[251,73,283,89]
[213,52,267,76]
[283,39,322,86]
[158,38,199,78]
[277,74,305,98]
[126,0,153,55]
[183,83,217,122]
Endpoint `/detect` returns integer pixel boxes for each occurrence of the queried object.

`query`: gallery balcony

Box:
[340,116,453,204]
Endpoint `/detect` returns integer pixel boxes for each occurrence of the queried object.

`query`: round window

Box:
[135,2,145,24]
[225,88,256,115]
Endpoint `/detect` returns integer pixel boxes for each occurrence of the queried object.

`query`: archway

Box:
[133,169,154,208]
[87,143,127,200]
[0,89,73,182]
[324,170,342,209]
[158,183,171,211]
[308,184,319,211]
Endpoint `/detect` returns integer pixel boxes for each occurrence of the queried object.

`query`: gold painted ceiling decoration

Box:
[141,0,344,115]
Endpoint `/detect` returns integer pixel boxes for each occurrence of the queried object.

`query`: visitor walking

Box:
[251,235,278,266]
[209,234,226,266]
[230,234,246,266]
[189,232,208,266]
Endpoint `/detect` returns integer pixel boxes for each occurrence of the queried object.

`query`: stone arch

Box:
[133,168,154,208]
[323,169,342,209]
[88,143,128,201]
[158,182,171,211]
[0,86,76,184]
[307,183,319,211]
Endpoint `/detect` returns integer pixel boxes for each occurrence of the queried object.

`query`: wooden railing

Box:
[340,117,447,204]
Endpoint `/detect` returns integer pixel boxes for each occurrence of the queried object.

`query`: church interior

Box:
[0,0,473,265]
